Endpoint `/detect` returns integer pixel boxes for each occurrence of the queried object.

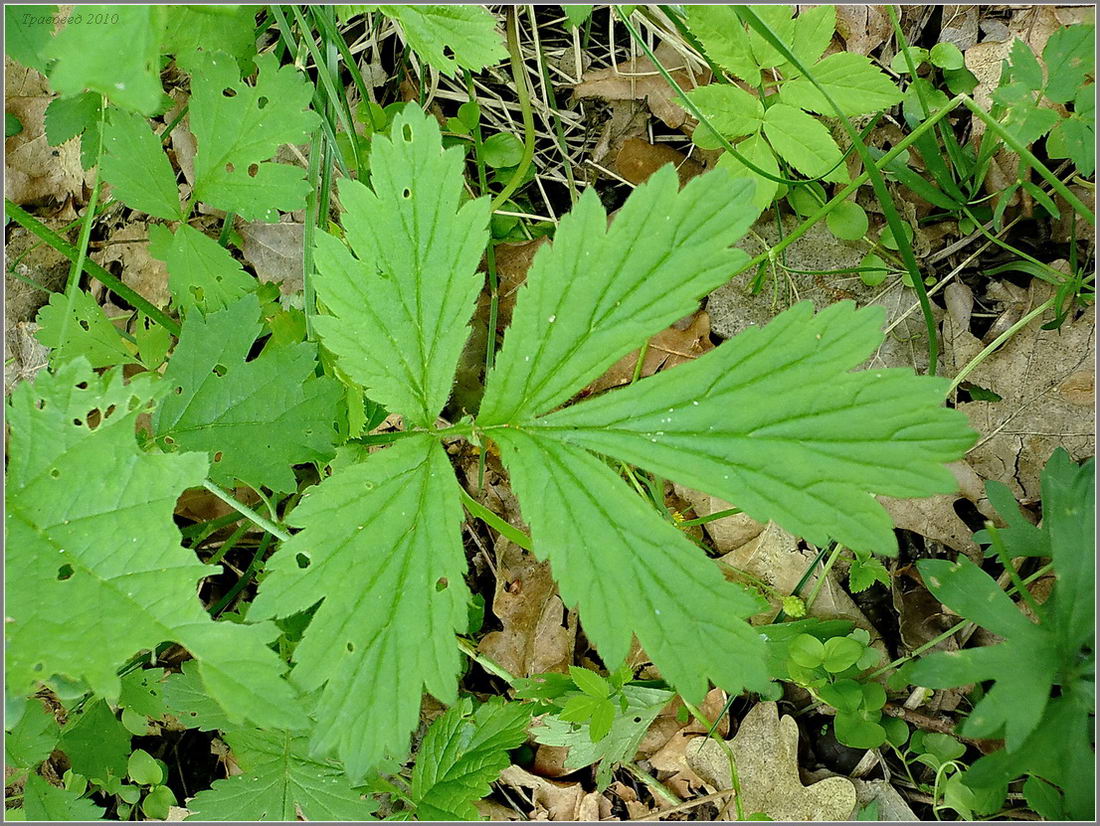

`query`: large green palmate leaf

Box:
[526,300,975,555]
[190,50,318,221]
[152,294,341,493]
[162,5,260,75]
[185,728,378,821]
[5,359,305,731]
[410,698,532,820]
[495,428,769,701]
[249,434,470,779]
[478,164,758,424]
[5,5,58,74]
[44,5,168,115]
[312,105,489,428]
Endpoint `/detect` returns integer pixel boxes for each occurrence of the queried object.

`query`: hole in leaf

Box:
[222,87,237,97]
[57,564,74,581]
[85,408,102,429]
[174,386,184,395]
[346,642,354,652]
[75,381,88,390]
[224,162,235,174]
[72,418,84,427]
[295,553,311,569]
[213,451,223,463]
[163,436,176,446]
[257,96,269,109]
[34,399,45,410]
[49,468,61,479]
[402,123,413,141]
[212,363,228,377]
[79,319,90,331]
[633,716,642,723]
[247,163,259,178]
[401,187,411,199]
[103,404,116,417]
[435,577,448,591]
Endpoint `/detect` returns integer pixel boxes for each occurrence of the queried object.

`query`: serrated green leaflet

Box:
[479,165,758,424]
[162,5,259,75]
[148,224,256,314]
[779,52,903,117]
[531,301,976,555]
[5,360,305,731]
[373,5,507,75]
[44,5,168,115]
[100,108,181,220]
[21,773,105,821]
[152,294,341,493]
[58,699,130,782]
[717,133,779,208]
[1041,24,1094,104]
[162,661,234,732]
[250,434,469,779]
[313,106,489,427]
[495,428,769,700]
[762,103,844,180]
[410,698,531,820]
[44,92,101,147]
[686,84,763,139]
[4,699,60,769]
[35,289,138,369]
[186,728,378,821]
[191,51,318,221]
[685,5,757,81]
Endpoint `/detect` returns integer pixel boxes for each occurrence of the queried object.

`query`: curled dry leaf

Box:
[237,218,305,294]
[94,221,172,308]
[685,701,857,821]
[498,765,608,821]
[834,5,893,57]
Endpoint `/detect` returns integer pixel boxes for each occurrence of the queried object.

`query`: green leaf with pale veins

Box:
[685,83,764,139]
[152,294,341,493]
[374,5,507,75]
[685,5,758,81]
[148,224,256,315]
[763,102,845,180]
[478,165,759,425]
[1041,24,1094,104]
[45,92,101,147]
[44,5,168,115]
[743,4,797,70]
[21,774,105,821]
[779,52,903,116]
[4,359,306,732]
[191,50,318,220]
[313,105,490,427]
[100,108,182,220]
[789,5,836,67]
[186,728,378,821]
[527,301,976,555]
[411,698,532,820]
[250,435,470,779]
[493,428,770,702]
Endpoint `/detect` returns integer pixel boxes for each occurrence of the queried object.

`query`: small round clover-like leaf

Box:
[822,637,865,673]
[834,711,887,749]
[127,749,162,787]
[788,634,826,669]
[818,679,863,713]
[826,200,869,241]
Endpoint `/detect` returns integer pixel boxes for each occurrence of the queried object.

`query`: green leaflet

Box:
[162,5,260,75]
[530,301,976,555]
[152,294,341,493]
[148,224,256,315]
[372,5,507,75]
[5,360,305,732]
[313,105,489,428]
[4,699,60,769]
[1041,24,1094,104]
[5,5,58,73]
[778,52,904,117]
[479,165,758,424]
[410,698,532,820]
[249,434,470,779]
[44,92,101,147]
[58,699,130,782]
[684,6,758,81]
[21,773,105,821]
[716,133,780,209]
[494,429,769,700]
[44,5,168,115]
[191,50,318,221]
[762,103,845,181]
[685,84,764,139]
[186,728,378,821]
[100,107,182,221]
[35,289,138,369]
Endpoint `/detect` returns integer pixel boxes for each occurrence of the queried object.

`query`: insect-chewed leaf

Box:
[35,288,138,369]
[148,224,256,314]
[162,5,259,75]
[479,165,759,425]
[529,301,976,555]
[249,434,470,779]
[186,728,378,821]
[153,294,341,493]
[191,50,318,221]
[372,5,507,75]
[312,104,489,427]
[493,428,770,702]
[5,359,304,731]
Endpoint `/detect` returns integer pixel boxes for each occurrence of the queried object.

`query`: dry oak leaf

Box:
[614,137,704,187]
[237,217,305,294]
[93,221,172,308]
[686,701,857,821]
[498,765,608,821]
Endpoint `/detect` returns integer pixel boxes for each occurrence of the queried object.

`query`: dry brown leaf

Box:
[583,309,713,396]
[4,322,49,394]
[949,279,1095,499]
[609,780,653,820]
[4,60,86,207]
[614,137,704,187]
[850,779,919,821]
[498,765,607,821]
[671,484,765,553]
[647,731,711,800]
[834,5,892,56]
[878,461,988,561]
[238,218,305,294]
[685,701,857,821]
[93,221,172,308]
[573,44,707,130]
[479,540,577,679]
[938,5,980,50]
